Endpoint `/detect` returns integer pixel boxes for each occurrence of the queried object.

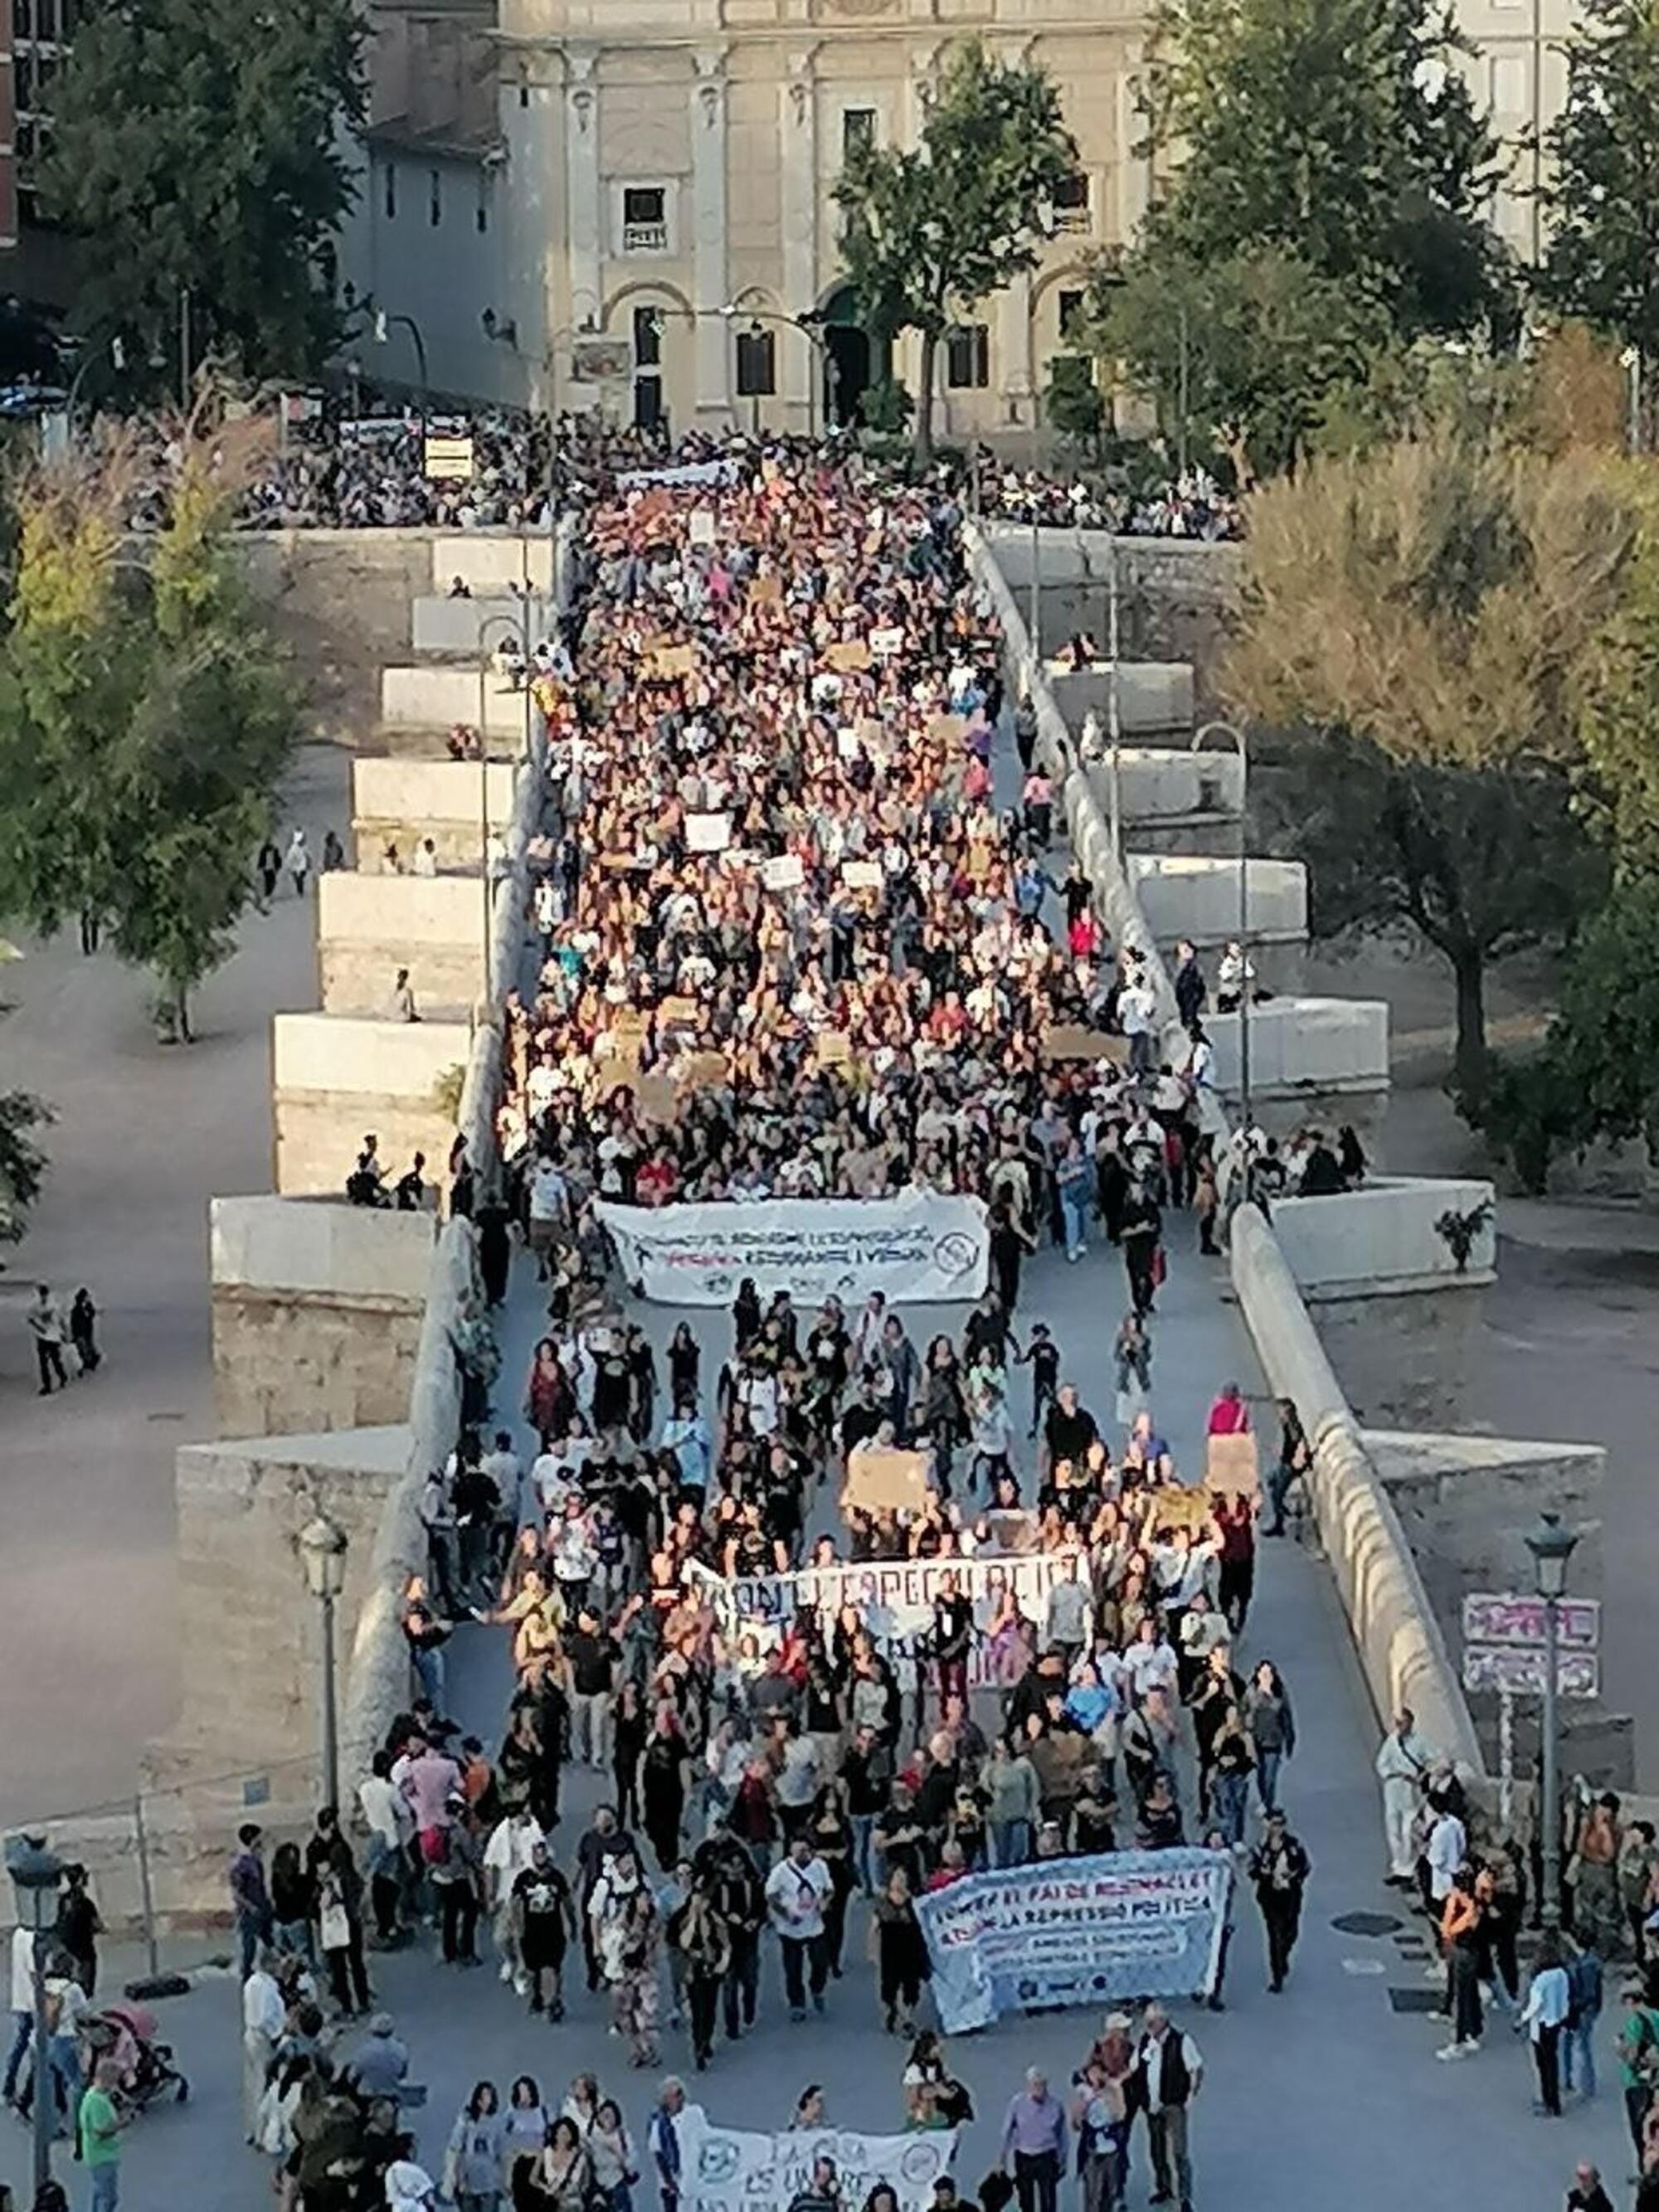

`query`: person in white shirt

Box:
[1122,1617,1180,1704]
[1374,1711,1434,1885]
[484,1810,547,1996]
[1520,1943,1572,2116]
[411,839,438,878]
[3,1924,36,2105]
[764,1837,833,2021]
[1426,1806,1467,1903]
[358,1750,416,1943]
[241,1950,287,2141]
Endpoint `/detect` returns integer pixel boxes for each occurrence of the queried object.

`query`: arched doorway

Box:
[820,285,887,426]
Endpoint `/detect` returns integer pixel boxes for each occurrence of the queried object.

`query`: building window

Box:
[735,325,776,397]
[1058,289,1085,341]
[1489,53,1527,117]
[429,169,442,226]
[635,374,664,433]
[1050,171,1091,231]
[384,161,397,220]
[842,107,876,158]
[634,304,663,368]
[946,323,990,390]
[620,183,669,254]
[476,182,489,234]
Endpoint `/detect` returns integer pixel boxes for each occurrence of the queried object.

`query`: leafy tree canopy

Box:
[834,39,1077,456]
[1540,0,1659,367]
[40,0,366,391]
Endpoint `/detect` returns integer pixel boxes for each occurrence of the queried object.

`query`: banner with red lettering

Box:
[915,1849,1232,2030]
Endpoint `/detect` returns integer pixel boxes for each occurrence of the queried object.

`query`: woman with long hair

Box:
[445,2080,507,2212]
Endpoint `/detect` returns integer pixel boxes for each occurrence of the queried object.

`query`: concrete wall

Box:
[976,527,1242,701]
[1271,1178,1496,1300]
[1229,1203,1485,1770]
[1367,1429,1627,1788]
[1204,996,1390,1096]
[210,1197,436,1439]
[412,594,557,658]
[317,868,489,1015]
[1089,748,1244,825]
[1126,853,1307,948]
[272,1014,472,1195]
[352,756,518,873]
[382,662,538,738]
[240,531,435,743]
[429,536,553,596]
[1048,662,1194,737]
[171,1424,411,1773]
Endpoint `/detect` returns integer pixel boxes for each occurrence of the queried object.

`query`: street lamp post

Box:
[299,1514,349,1809]
[1195,719,1251,1187]
[475,611,533,1017]
[6,1833,64,2199]
[1525,1510,1580,1932]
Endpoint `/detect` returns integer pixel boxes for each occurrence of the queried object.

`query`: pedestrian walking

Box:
[76,2055,128,2211]
[444,2081,507,2212]
[286,826,310,895]
[766,1835,833,2022]
[241,1948,285,2143]
[1562,1937,1603,2101]
[868,1868,929,2035]
[1247,1811,1311,1992]
[1132,2005,1201,2212]
[650,2077,686,2212]
[1374,1710,1433,1886]
[1521,1942,1571,2117]
[998,2067,1066,2212]
[1240,1661,1294,1813]
[1437,1868,1485,2061]
[68,1290,100,1376]
[27,1284,68,1395]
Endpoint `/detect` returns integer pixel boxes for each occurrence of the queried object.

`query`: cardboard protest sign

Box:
[870,625,903,659]
[753,573,783,605]
[647,642,697,680]
[682,1049,730,1090]
[658,995,700,1028]
[843,1445,932,1517]
[1043,1024,1129,1065]
[825,639,872,673]
[814,1031,853,1068]
[1204,1432,1261,1500]
[611,1008,648,1038]
[929,712,968,747]
[1146,1487,1214,1539]
[841,859,883,891]
[635,1074,679,1122]
[762,853,804,892]
[685,811,731,853]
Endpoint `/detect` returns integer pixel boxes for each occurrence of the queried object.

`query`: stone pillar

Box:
[781,47,820,425]
[564,48,601,338]
[692,48,732,424]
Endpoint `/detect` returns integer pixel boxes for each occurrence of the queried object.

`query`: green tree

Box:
[1044,353,1106,460]
[0,959,51,1244]
[1226,411,1640,1086]
[1540,0,1659,379]
[40,0,366,391]
[0,424,301,1040]
[1144,0,1505,338]
[1086,243,1392,484]
[834,40,1077,459]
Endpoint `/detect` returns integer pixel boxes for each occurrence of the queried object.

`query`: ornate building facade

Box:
[338,0,1583,435]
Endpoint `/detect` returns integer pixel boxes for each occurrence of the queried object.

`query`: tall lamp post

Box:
[299,1514,349,1810]
[475,611,533,1018]
[1194,719,1251,1184]
[1525,1510,1579,1932]
[6,1833,63,2199]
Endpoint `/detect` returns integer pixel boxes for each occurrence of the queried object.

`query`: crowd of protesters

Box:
[971,464,1242,543]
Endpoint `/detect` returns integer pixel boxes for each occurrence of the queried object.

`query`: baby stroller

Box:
[79,2000,189,2112]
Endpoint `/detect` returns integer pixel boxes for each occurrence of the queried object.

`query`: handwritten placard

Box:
[929,712,968,748]
[1204,1432,1260,1500]
[825,639,872,673]
[658,995,700,1028]
[870,625,903,659]
[843,1446,932,1517]
[762,853,804,892]
[842,859,883,891]
[689,508,716,547]
[1043,1024,1129,1065]
[686,811,731,853]
[647,643,697,680]
[814,1030,854,1068]
[683,1050,729,1090]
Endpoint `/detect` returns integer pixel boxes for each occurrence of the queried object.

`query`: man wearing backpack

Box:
[1563,1937,1603,2102]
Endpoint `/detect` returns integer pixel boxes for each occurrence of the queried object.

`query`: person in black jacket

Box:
[1247,1811,1312,1991]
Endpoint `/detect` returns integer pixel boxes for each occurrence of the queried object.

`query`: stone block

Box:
[1125,852,1307,948]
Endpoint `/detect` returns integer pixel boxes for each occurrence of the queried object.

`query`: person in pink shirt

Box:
[1206,1381,1251,1437]
[395,1735,464,1861]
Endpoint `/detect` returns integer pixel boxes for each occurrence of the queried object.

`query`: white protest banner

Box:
[596,1191,988,1307]
[762,853,805,892]
[915,1849,1232,2033]
[686,811,732,853]
[678,2109,956,2212]
[688,1548,1088,1692]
